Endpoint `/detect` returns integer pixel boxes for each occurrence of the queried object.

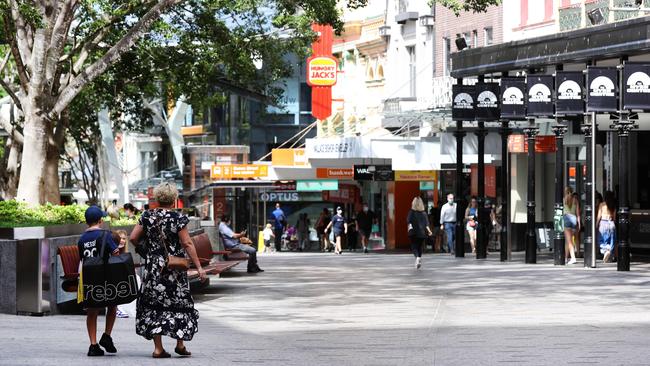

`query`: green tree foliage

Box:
[431,0,501,15]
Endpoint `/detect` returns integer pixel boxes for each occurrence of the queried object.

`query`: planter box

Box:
[0,223,88,240]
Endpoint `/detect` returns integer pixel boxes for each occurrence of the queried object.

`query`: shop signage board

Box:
[623,63,650,110]
[419,181,434,190]
[451,84,476,121]
[395,170,437,181]
[273,181,296,191]
[296,180,338,191]
[500,77,527,119]
[316,167,354,179]
[353,165,374,180]
[555,71,584,116]
[211,164,268,179]
[586,67,618,112]
[307,56,338,87]
[305,137,368,159]
[475,83,500,121]
[526,75,554,117]
[271,148,308,166]
[354,165,394,181]
[259,191,322,202]
[322,183,360,204]
[508,134,557,153]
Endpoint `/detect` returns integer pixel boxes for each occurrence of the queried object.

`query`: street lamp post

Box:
[582,118,596,268]
[476,121,487,259]
[524,120,539,264]
[454,122,466,258]
[500,121,511,262]
[552,122,568,265]
[614,114,633,271]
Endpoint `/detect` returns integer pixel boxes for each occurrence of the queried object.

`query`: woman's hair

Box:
[154,182,178,206]
[411,197,425,211]
[564,187,574,207]
[470,196,478,207]
[112,230,128,252]
[604,191,616,214]
[266,223,272,228]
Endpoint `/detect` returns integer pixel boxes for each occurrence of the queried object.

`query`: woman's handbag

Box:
[469,219,477,228]
[156,217,190,271]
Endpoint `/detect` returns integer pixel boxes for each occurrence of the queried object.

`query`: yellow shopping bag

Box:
[258,231,265,252]
[77,268,84,304]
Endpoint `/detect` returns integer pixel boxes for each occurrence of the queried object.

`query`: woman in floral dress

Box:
[130,182,207,358]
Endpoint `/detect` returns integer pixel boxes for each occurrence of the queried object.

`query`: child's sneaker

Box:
[88,344,104,357]
[116,309,129,318]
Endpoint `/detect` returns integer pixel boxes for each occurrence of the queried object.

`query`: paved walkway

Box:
[3,251,650,366]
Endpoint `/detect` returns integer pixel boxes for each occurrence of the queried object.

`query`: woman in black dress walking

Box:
[130,182,207,358]
[407,197,432,269]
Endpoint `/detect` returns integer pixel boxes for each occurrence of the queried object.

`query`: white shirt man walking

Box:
[439,193,457,255]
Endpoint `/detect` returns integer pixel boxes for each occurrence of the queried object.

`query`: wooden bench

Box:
[217,231,251,261]
[187,232,244,281]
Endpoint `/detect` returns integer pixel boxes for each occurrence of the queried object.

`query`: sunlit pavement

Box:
[2,251,650,365]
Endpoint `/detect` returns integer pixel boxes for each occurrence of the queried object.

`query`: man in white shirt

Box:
[439,193,457,255]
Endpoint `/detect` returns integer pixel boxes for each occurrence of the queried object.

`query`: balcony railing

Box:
[585,0,610,27]
[560,0,650,31]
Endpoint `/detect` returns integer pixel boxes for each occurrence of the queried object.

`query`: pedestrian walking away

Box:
[564,187,581,265]
[272,203,287,252]
[440,193,457,255]
[356,204,374,253]
[129,182,207,358]
[77,206,121,357]
[325,206,347,255]
[296,213,310,252]
[597,191,617,263]
[407,197,432,269]
[316,208,332,252]
[220,215,264,273]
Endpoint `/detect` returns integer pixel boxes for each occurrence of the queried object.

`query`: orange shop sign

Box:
[316,167,354,179]
[307,56,338,87]
[211,164,269,179]
[271,148,308,166]
[395,170,437,181]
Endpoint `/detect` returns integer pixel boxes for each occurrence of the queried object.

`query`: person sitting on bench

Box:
[219,215,263,273]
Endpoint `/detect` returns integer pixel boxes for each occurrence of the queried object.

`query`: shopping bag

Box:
[81,232,138,308]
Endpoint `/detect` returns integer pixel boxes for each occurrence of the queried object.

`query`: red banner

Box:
[508,135,557,153]
[310,24,335,120]
[470,164,497,198]
[322,184,360,204]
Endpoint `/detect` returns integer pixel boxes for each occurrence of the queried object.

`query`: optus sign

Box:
[307,56,338,86]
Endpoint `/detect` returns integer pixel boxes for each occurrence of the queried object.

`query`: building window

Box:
[443,37,451,76]
[472,30,478,48]
[463,32,471,48]
[407,46,416,97]
[484,27,493,46]
[299,82,311,113]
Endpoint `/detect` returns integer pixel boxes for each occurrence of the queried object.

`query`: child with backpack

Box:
[77,206,120,356]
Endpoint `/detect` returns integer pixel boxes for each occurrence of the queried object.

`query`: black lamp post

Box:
[524,121,539,264]
[552,122,568,265]
[454,123,466,258]
[615,114,633,271]
[476,122,487,259]
[500,121,511,262]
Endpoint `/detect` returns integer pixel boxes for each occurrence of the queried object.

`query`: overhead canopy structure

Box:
[451,15,650,78]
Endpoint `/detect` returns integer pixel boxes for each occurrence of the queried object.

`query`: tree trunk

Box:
[0,137,20,200]
[44,142,61,204]
[15,110,49,205]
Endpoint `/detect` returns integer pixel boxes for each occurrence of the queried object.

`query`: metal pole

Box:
[582,117,596,268]
[615,61,632,271]
[524,121,539,264]
[552,122,568,265]
[454,121,466,257]
[476,122,487,259]
[500,121,511,262]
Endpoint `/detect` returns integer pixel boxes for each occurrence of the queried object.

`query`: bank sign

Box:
[307,56,338,87]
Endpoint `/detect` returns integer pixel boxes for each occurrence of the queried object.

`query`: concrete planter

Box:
[0,223,88,240]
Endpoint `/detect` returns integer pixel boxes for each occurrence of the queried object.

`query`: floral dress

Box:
[136,209,199,341]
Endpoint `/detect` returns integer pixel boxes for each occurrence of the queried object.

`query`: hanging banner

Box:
[451,84,475,121]
[555,72,584,116]
[310,24,335,120]
[508,135,557,153]
[623,63,650,110]
[475,83,500,121]
[353,165,374,180]
[587,67,618,112]
[527,75,554,117]
[500,77,526,120]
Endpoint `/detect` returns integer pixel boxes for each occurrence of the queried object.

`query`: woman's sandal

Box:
[152,350,171,358]
[175,346,192,356]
